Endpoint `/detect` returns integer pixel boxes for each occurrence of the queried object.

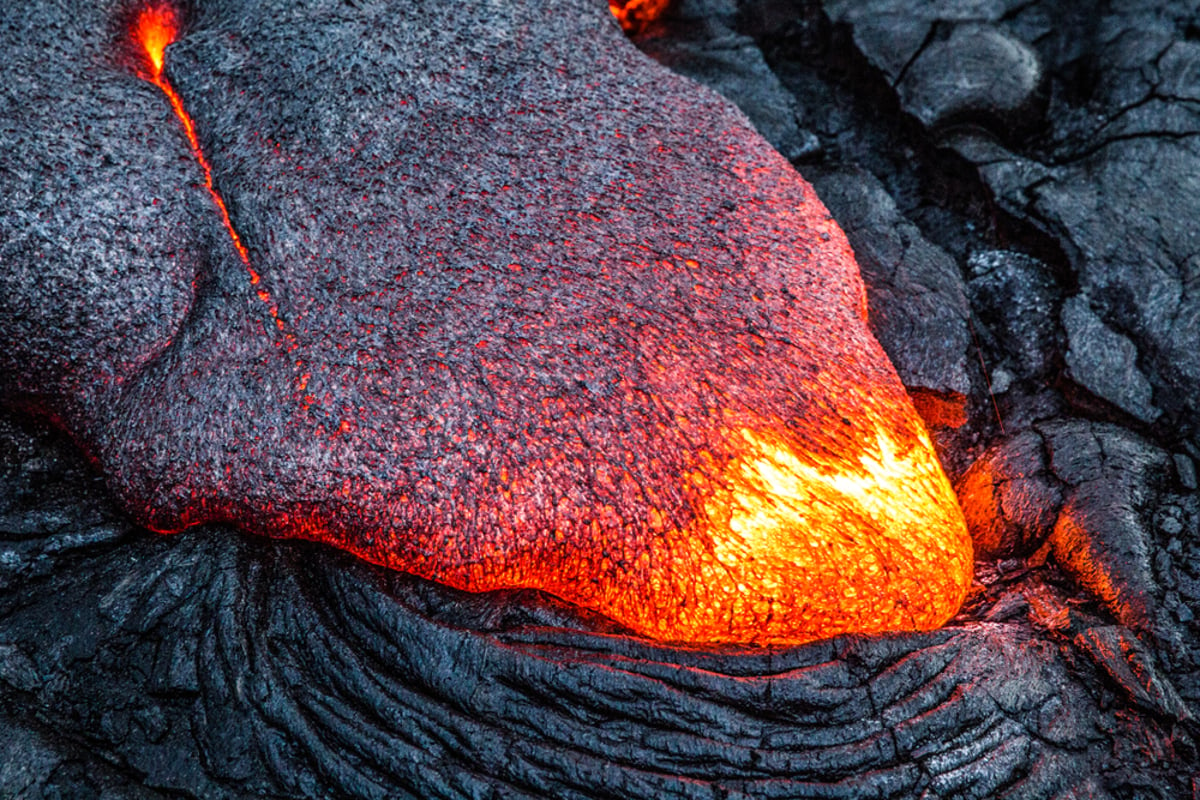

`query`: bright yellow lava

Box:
[133,2,177,79]
[726,428,953,554]
[400,414,973,647]
[649,424,973,644]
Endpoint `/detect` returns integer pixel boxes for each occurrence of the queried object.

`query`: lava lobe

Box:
[1,0,971,644]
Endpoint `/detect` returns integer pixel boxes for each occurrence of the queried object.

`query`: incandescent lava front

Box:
[1,0,971,645]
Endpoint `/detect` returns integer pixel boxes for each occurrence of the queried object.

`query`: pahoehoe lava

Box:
[1,0,971,645]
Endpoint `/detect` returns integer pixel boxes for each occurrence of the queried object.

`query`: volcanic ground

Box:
[1,0,1199,798]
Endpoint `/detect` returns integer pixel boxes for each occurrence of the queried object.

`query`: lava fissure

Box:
[131,2,296,340]
[133,3,249,266]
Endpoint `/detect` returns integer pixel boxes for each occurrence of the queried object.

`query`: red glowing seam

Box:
[157,79,251,265]
[134,4,249,266]
[132,3,295,348]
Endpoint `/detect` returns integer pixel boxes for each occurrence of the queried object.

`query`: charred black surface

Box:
[3,0,1200,798]
[785,0,1200,450]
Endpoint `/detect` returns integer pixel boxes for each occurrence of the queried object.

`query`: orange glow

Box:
[133,3,176,80]
[609,0,672,33]
[693,425,972,641]
[131,2,299,348]
[384,380,973,645]
[131,2,250,267]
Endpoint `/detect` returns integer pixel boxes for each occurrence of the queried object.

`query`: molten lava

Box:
[131,1,298,342]
[114,0,972,647]
[131,2,250,267]
[400,400,973,645]
[609,0,672,33]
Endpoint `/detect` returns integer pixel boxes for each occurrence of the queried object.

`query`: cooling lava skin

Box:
[0,0,971,644]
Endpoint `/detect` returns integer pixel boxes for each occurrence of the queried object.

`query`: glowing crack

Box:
[132,2,290,336]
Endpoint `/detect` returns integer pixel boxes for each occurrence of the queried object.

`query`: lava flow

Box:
[609,0,672,32]
[118,0,971,647]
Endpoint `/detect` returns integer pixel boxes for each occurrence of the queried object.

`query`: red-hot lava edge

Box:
[608,0,673,32]
[122,0,974,645]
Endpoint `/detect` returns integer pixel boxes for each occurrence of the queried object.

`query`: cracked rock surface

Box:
[869,0,1200,446]
[3,0,1200,797]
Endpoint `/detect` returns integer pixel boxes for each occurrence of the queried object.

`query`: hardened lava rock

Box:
[0,3,209,419]
[809,167,972,426]
[825,0,1200,445]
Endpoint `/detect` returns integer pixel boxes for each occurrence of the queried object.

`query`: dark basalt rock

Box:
[1033,147,1198,432]
[809,167,972,423]
[955,429,1062,559]
[844,0,1200,451]
[633,0,821,161]
[823,0,1007,85]
[822,0,1043,138]
[1074,625,1190,722]
[814,0,1200,738]
[1042,421,1176,638]
[1061,295,1161,423]
[896,24,1042,131]
[967,249,1061,391]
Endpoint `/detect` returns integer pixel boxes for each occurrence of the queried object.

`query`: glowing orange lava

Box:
[125,0,971,647]
[131,2,249,268]
[412,404,974,645]
[692,425,972,642]
[131,2,298,342]
[609,0,672,33]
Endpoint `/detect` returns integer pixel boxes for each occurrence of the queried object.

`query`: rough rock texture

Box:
[1044,422,1178,639]
[837,0,1200,449]
[955,429,1062,559]
[1061,296,1162,424]
[0,1,211,419]
[633,0,821,160]
[897,24,1042,130]
[967,249,1062,393]
[4,0,1200,796]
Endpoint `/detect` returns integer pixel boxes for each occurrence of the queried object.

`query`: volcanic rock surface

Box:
[823,0,1200,444]
[2,0,1200,798]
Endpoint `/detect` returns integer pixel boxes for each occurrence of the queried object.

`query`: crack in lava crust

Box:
[131,1,295,343]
